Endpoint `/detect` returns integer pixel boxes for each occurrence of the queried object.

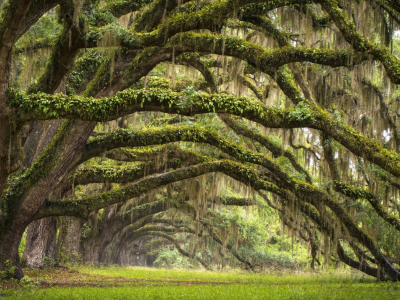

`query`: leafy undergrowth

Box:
[1,266,400,299]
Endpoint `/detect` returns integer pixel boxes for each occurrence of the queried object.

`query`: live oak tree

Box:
[2,0,400,281]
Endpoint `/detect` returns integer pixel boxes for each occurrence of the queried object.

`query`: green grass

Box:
[6,283,400,300]
[2,267,400,299]
[76,266,374,284]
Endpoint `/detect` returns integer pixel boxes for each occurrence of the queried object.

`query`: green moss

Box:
[3,120,74,215]
[67,49,106,95]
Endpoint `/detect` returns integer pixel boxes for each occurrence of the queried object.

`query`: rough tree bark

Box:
[22,217,57,268]
[57,216,83,264]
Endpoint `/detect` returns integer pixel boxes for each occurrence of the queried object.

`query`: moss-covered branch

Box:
[318,0,400,84]
[88,0,153,26]
[68,149,207,186]
[80,125,310,185]
[179,54,218,93]
[38,159,289,218]
[240,14,315,102]
[0,0,33,47]
[105,144,205,164]
[12,86,400,181]
[68,160,183,186]
[176,54,310,182]
[26,22,81,94]
[11,87,310,126]
[220,115,313,183]
[289,129,321,161]
[83,0,283,49]
[171,32,370,76]
[17,0,63,38]
[323,133,400,233]
[134,0,193,32]
[372,0,400,25]
[302,198,383,279]
[361,78,400,148]
[334,181,400,233]
[237,75,263,100]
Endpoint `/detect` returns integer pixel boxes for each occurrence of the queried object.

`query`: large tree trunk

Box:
[0,225,26,279]
[118,246,128,266]
[1,121,95,278]
[81,241,102,265]
[23,120,63,168]
[0,4,87,279]
[21,121,62,269]
[22,217,57,268]
[110,239,124,265]
[0,52,14,199]
[57,216,83,264]
[82,205,117,265]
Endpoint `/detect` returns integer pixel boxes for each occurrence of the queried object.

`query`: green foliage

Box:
[153,248,197,269]
[18,231,26,260]
[206,194,308,268]
[67,50,106,95]
[182,86,198,105]
[0,260,17,279]
[15,13,62,49]
[289,102,316,123]
[57,248,82,267]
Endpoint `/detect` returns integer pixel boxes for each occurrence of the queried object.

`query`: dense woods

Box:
[1,0,400,282]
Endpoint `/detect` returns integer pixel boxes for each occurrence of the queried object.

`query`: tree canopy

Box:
[1,0,400,281]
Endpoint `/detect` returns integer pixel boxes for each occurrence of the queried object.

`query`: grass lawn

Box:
[1,266,399,299]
